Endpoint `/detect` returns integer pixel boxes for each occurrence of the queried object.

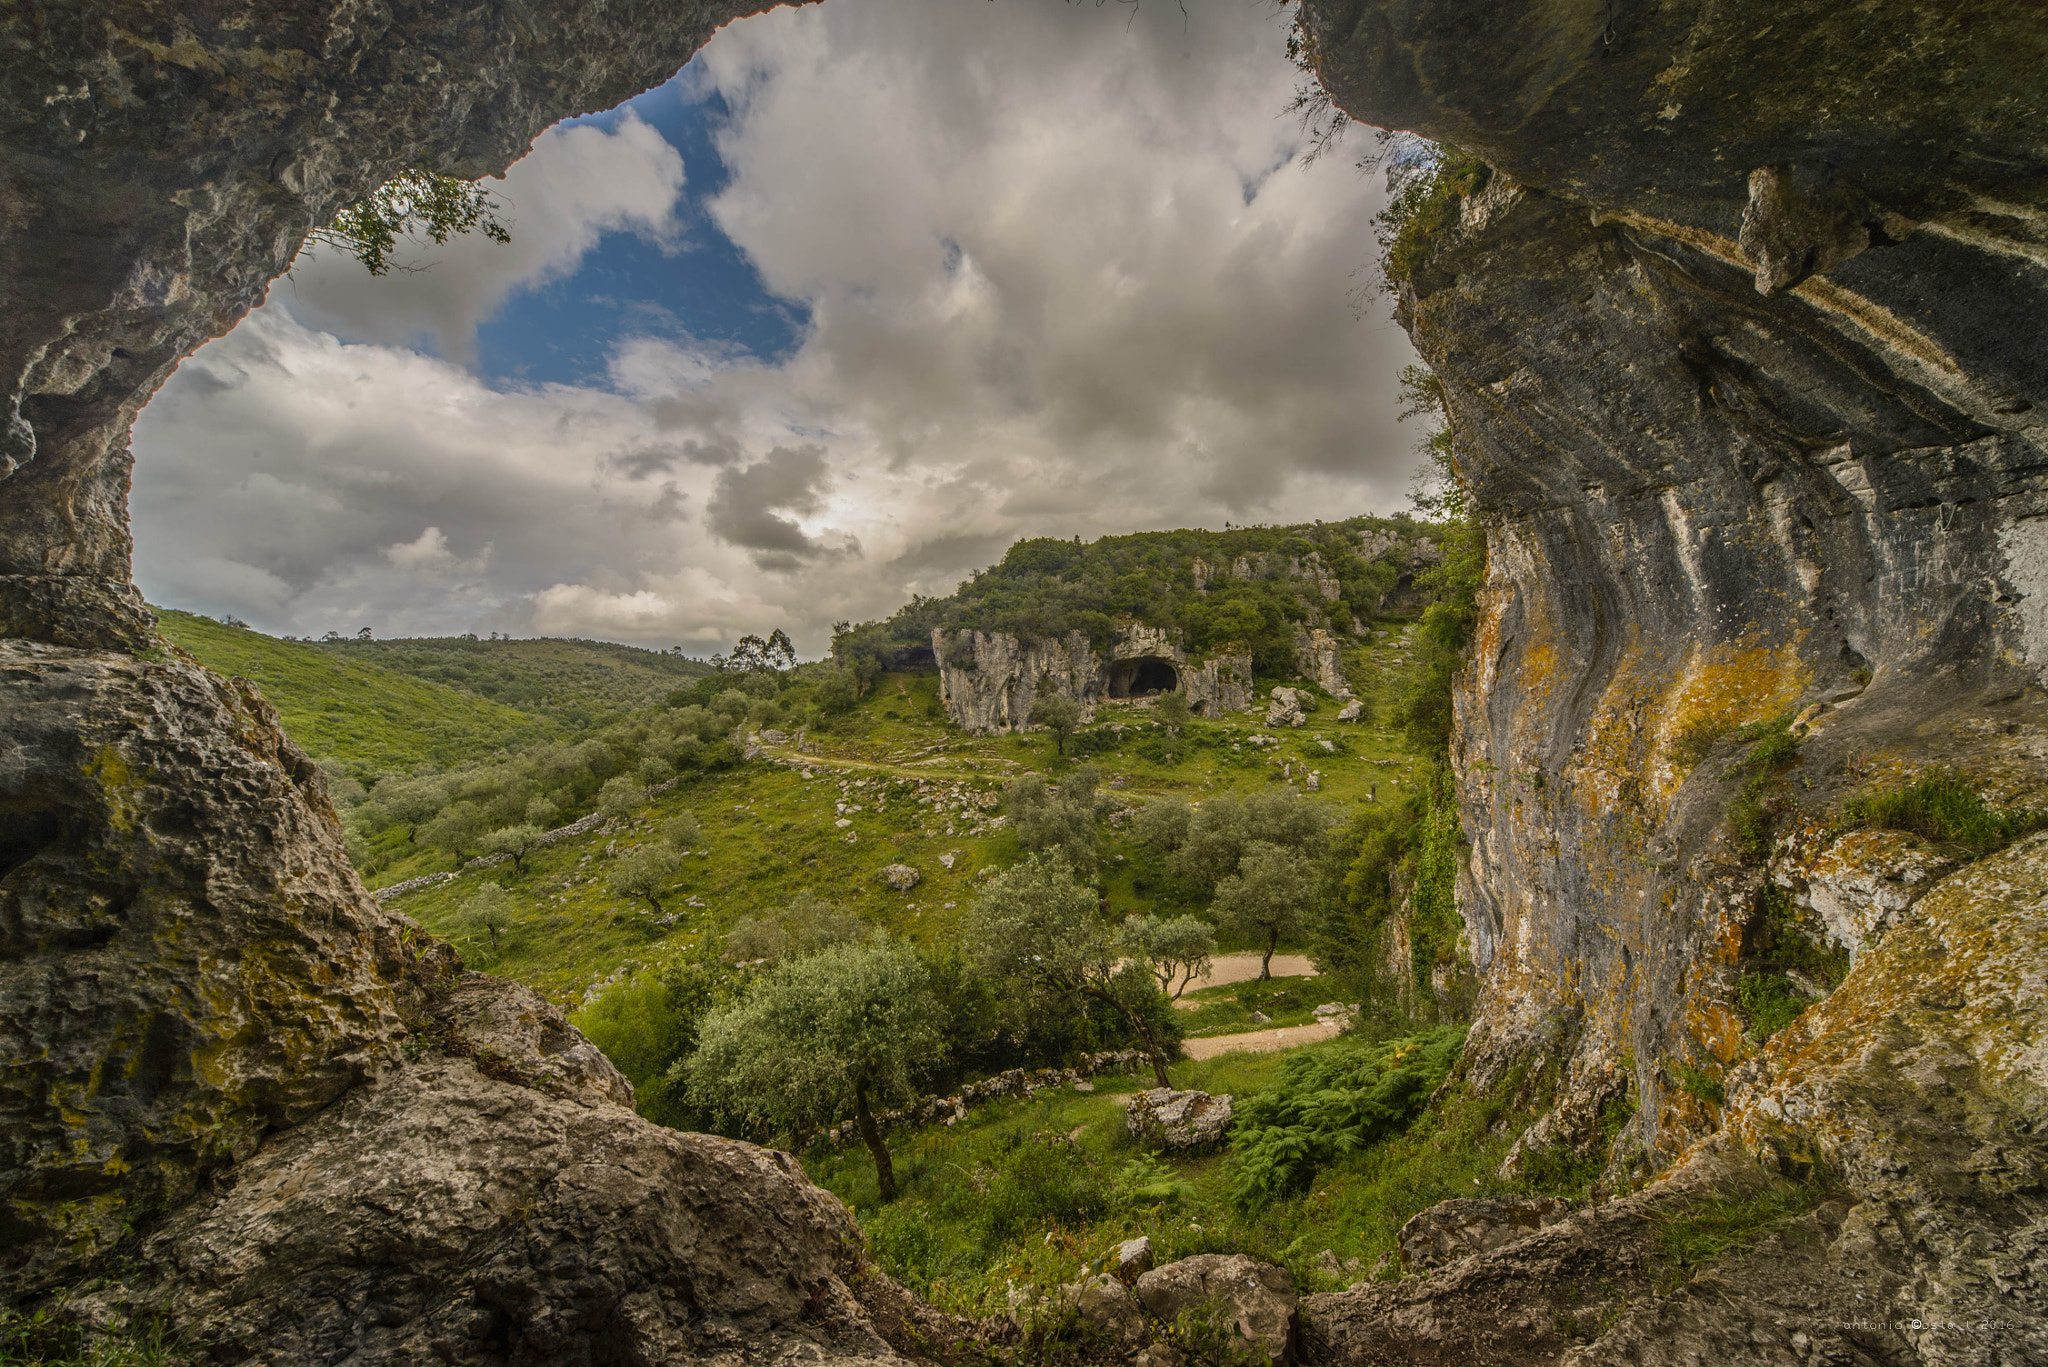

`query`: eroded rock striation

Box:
[0,1,970,1361]
[1294,0,2048,1357]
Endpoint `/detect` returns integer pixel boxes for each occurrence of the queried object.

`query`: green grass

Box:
[331,634,711,728]
[1842,770,2048,854]
[1735,972,1808,1047]
[1650,1180,1828,1292]
[387,655,1434,1002]
[0,1308,177,1367]
[805,1030,1608,1320]
[155,607,555,774]
[1171,976,1330,1037]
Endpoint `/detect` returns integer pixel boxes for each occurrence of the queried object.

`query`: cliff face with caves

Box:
[2,0,2046,1361]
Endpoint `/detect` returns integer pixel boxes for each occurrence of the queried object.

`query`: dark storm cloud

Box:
[706,444,832,558]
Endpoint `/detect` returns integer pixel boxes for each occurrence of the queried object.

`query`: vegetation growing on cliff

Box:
[830,514,1444,684]
[1842,770,2048,855]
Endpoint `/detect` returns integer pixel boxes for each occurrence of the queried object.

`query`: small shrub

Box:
[1841,770,2048,854]
[1735,972,1807,1047]
[1665,1056,1725,1108]
[1751,883,1849,986]
[1727,774,1791,864]
[1739,714,1800,772]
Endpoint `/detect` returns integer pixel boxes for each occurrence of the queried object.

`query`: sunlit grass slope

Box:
[155,608,556,774]
[389,642,1431,1004]
[333,635,713,728]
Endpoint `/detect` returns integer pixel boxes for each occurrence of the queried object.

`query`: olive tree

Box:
[687,936,943,1200]
[478,823,543,872]
[1124,913,1216,999]
[962,853,1176,1086]
[1005,767,1100,877]
[608,843,684,917]
[1154,689,1192,731]
[1030,692,1082,755]
[461,883,515,952]
[1210,840,1315,980]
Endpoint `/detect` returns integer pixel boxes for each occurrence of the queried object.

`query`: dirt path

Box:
[1181,953,1321,993]
[1181,1019,1343,1059]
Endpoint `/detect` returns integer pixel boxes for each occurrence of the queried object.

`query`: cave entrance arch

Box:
[1106,656,1180,699]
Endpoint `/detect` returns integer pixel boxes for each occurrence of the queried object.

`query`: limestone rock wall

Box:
[0,2,967,1357]
[1303,0,2048,1162]
[933,624,1253,732]
[1295,0,2048,1355]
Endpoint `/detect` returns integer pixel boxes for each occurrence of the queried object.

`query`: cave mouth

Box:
[1107,656,1180,699]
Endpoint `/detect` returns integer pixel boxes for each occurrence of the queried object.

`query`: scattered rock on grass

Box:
[1123,1088,1234,1151]
[1115,1235,1155,1281]
[880,863,921,891]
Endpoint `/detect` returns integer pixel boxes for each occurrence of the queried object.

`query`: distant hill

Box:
[322,635,713,729]
[836,515,1450,680]
[155,608,557,776]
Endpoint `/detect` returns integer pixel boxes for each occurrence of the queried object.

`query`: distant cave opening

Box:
[890,643,937,670]
[1106,656,1180,699]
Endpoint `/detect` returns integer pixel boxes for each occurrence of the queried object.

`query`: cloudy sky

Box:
[130,0,1419,657]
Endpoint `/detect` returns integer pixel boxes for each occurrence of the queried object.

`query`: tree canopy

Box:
[1212,840,1317,980]
[962,853,1178,1086]
[687,936,943,1198]
[310,168,510,276]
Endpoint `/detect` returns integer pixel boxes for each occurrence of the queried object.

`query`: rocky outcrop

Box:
[0,0,975,1355]
[72,979,945,1365]
[1290,0,2048,1358]
[0,643,412,1294]
[933,623,1252,732]
[1301,0,2048,1156]
[1291,626,1351,697]
[1134,1255,1298,1367]
[1395,1196,1572,1270]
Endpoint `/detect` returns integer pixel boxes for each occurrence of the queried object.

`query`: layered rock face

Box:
[1295,0,2048,1356]
[0,2,959,1360]
[932,624,1254,731]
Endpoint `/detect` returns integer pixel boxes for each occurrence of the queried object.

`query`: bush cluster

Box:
[831,515,1442,688]
[1227,1026,1466,1207]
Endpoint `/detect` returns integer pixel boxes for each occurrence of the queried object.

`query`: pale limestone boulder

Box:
[1135,1254,1299,1366]
[1803,828,1954,956]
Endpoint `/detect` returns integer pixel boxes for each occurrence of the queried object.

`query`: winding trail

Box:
[1181,1020,1344,1059]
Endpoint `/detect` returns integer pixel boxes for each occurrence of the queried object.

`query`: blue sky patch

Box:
[472,72,810,387]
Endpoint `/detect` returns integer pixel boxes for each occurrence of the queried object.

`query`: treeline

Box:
[832,514,1447,684]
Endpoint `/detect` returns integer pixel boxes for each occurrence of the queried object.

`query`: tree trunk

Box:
[1097,992,1173,1088]
[646,895,664,916]
[853,1078,896,1201]
[1260,930,1276,981]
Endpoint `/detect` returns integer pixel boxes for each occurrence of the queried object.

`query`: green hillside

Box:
[327,635,712,728]
[835,514,1451,680]
[155,608,556,775]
